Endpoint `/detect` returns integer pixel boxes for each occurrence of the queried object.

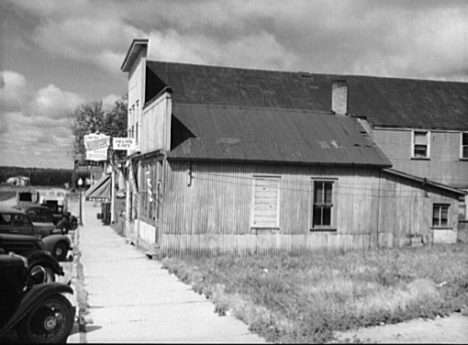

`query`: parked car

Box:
[12,203,69,235]
[0,252,75,343]
[40,201,78,232]
[0,233,64,282]
[0,206,71,261]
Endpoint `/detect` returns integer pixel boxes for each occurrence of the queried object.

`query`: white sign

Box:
[84,133,110,161]
[86,148,108,161]
[84,133,110,151]
[113,138,135,150]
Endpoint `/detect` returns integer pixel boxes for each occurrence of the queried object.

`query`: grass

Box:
[162,243,468,343]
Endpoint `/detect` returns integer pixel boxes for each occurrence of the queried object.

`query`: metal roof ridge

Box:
[173,103,334,114]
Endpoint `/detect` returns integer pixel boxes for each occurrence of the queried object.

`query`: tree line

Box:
[0,166,78,187]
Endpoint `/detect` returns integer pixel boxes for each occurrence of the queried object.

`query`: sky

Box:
[0,0,467,169]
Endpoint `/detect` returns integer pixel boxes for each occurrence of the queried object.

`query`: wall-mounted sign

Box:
[113,138,135,150]
[84,133,110,161]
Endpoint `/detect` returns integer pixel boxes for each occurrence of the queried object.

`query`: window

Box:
[140,161,160,223]
[412,131,430,158]
[312,180,336,229]
[136,122,139,145]
[0,214,12,227]
[433,204,449,228]
[13,214,31,226]
[461,132,468,159]
[252,176,280,228]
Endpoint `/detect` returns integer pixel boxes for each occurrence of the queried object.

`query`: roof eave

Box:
[121,39,149,72]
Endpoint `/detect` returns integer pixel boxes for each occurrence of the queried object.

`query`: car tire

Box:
[17,294,75,343]
[53,242,69,262]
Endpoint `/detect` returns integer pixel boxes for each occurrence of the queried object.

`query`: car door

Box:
[12,214,34,236]
[0,213,13,233]
[26,208,41,222]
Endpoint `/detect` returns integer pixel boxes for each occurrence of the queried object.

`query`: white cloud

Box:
[34,84,84,119]
[0,70,29,113]
[0,71,83,168]
[102,93,120,111]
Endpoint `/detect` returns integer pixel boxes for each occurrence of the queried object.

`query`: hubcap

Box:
[56,248,63,256]
[44,316,57,330]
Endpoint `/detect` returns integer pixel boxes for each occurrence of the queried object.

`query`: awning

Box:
[85,174,111,202]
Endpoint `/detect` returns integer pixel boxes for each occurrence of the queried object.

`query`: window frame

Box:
[140,161,158,225]
[461,132,468,160]
[411,130,431,159]
[310,178,338,232]
[251,175,281,230]
[432,203,451,229]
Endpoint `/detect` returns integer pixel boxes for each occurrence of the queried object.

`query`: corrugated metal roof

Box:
[168,104,392,167]
[146,61,468,131]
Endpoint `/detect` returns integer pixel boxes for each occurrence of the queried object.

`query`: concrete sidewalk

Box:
[68,200,266,343]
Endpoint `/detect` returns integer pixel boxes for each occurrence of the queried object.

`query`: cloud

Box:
[0,71,85,168]
[7,0,468,81]
[34,84,84,119]
[0,70,29,113]
[102,94,120,111]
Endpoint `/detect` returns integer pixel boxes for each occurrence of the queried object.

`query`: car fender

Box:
[0,283,74,336]
[33,222,56,236]
[22,251,64,276]
[41,235,72,253]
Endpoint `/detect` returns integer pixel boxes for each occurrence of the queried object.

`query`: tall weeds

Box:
[162,243,468,343]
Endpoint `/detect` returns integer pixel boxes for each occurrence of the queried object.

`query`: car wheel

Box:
[29,265,56,283]
[53,242,68,262]
[17,294,75,343]
[70,219,78,231]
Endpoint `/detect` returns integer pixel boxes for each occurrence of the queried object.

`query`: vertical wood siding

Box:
[153,161,460,257]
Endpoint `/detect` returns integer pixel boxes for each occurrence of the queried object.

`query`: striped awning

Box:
[85,174,111,202]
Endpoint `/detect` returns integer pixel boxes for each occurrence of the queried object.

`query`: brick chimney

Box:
[332,80,348,115]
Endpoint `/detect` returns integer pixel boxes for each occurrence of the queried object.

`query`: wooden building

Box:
[120,39,466,256]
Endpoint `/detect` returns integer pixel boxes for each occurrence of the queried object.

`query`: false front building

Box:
[120,39,465,257]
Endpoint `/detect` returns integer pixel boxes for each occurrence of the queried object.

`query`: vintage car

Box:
[0,233,64,281]
[40,201,78,232]
[12,203,69,235]
[0,206,71,261]
[0,252,75,343]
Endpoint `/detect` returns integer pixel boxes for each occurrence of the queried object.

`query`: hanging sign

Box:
[84,133,110,161]
[113,138,135,150]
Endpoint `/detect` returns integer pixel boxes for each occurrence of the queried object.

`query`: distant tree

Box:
[70,95,128,158]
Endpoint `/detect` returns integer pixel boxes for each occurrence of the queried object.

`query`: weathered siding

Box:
[373,128,468,188]
[141,92,172,153]
[151,161,461,256]
[159,161,383,256]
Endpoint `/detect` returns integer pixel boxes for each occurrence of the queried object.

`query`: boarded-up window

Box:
[252,177,280,228]
[461,132,468,159]
[433,204,449,227]
[413,131,429,158]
